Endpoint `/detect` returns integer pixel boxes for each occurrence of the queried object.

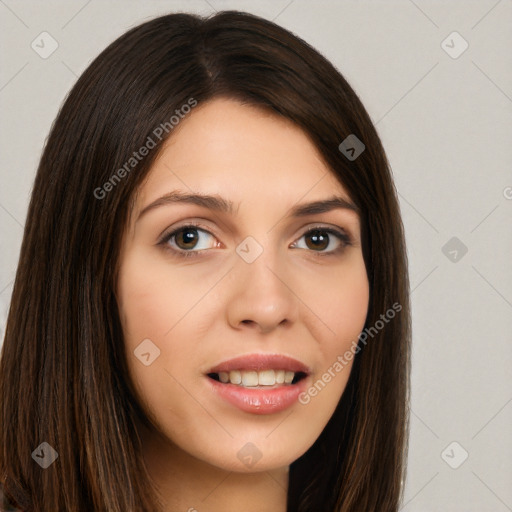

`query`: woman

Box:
[0,10,410,511]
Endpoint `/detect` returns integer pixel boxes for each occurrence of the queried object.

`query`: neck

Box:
[139,421,289,512]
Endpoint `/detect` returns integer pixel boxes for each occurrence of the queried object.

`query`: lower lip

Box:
[207,376,309,415]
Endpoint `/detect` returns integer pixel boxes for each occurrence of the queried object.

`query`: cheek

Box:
[330,265,369,348]
[298,253,369,357]
[116,248,220,408]
[117,247,214,347]
[278,254,368,436]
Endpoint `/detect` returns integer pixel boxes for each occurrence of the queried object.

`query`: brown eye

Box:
[304,230,330,251]
[292,227,352,255]
[174,227,200,250]
[160,225,217,256]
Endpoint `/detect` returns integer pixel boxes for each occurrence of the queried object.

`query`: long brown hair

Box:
[0,11,410,511]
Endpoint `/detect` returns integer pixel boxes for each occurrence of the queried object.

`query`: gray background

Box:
[1,0,511,510]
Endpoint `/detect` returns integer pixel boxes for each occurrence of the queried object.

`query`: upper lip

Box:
[207,354,311,374]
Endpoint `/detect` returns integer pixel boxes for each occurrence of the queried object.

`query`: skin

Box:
[116,97,369,511]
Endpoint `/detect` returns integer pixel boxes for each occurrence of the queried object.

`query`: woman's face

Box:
[117,97,369,473]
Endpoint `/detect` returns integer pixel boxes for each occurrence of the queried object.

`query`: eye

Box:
[159,224,218,257]
[291,227,352,255]
[158,223,353,259]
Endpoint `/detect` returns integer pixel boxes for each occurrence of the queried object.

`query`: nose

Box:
[225,247,299,335]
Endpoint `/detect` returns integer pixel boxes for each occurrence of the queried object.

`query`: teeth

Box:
[284,371,294,384]
[241,371,259,387]
[216,369,298,387]
[229,370,242,385]
[258,369,275,385]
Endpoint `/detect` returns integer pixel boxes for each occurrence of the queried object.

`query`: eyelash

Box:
[157,222,353,260]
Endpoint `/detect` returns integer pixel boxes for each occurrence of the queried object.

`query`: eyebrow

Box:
[136,190,358,222]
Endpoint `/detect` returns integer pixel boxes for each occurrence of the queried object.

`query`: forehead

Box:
[135,97,352,214]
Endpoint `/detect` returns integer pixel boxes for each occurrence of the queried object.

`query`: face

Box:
[116,97,369,473]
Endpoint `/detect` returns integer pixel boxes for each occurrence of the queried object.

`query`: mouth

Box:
[205,354,311,414]
[207,369,308,387]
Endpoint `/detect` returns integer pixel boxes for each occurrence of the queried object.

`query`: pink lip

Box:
[206,353,311,415]
[207,353,311,374]
[207,376,310,415]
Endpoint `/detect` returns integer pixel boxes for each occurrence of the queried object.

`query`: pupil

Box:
[307,230,328,251]
[178,228,198,249]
